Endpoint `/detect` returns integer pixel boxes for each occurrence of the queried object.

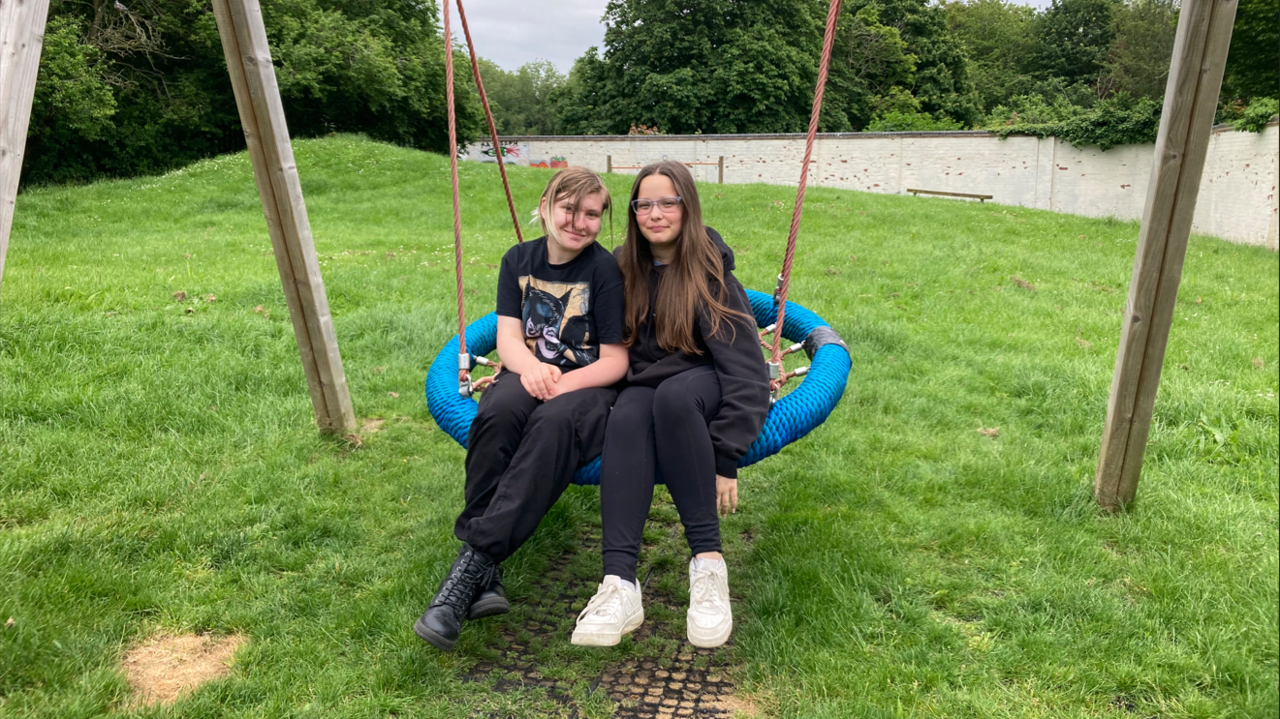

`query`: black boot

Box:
[414,544,495,651]
[468,563,510,619]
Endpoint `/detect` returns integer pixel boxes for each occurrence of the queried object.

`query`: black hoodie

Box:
[619,227,770,479]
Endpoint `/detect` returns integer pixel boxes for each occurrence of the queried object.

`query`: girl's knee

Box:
[653,379,701,421]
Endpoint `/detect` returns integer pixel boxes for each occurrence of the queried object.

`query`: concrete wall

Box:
[466,123,1280,249]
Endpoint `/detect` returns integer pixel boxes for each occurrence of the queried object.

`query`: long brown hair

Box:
[617,161,746,354]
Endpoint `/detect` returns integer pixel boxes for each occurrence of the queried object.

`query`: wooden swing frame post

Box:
[207,0,356,434]
[0,0,52,296]
[1093,0,1236,511]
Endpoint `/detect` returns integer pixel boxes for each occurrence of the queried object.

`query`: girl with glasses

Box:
[572,161,768,648]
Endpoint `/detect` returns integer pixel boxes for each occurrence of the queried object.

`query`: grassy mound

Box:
[1,135,1276,718]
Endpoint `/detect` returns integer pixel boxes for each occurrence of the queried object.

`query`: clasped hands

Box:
[519,363,570,401]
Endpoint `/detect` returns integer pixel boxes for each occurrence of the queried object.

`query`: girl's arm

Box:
[700,276,770,479]
[550,343,628,396]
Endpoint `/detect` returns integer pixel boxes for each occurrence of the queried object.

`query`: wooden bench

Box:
[907,188,993,203]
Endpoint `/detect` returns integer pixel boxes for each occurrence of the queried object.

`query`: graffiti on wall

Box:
[471,141,530,165]
[529,156,568,169]
[466,142,569,170]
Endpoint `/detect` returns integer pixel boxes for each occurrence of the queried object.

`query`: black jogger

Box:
[600,365,724,584]
[454,370,616,562]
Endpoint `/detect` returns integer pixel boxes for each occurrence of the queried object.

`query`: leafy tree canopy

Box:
[558,0,977,134]
[25,0,480,185]
[1222,0,1280,102]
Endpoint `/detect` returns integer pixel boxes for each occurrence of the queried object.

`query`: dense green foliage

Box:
[3,136,1277,718]
[551,0,977,134]
[1219,96,1280,133]
[1222,0,1280,102]
[21,0,1277,184]
[987,92,1162,149]
[473,59,568,136]
[554,0,825,134]
[25,0,480,186]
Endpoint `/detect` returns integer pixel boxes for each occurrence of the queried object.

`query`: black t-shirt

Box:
[495,237,625,370]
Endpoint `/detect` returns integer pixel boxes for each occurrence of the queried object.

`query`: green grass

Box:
[1,134,1276,718]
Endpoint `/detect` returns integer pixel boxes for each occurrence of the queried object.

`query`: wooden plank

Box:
[906,188,994,201]
[718,155,724,184]
[1095,0,1237,510]
[0,0,51,295]
[211,0,356,434]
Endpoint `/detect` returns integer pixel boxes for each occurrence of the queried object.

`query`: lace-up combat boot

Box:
[467,562,510,619]
[414,544,495,650]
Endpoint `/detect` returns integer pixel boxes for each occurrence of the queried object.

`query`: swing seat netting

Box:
[425,289,852,485]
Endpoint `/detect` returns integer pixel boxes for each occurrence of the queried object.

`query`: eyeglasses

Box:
[630,196,682,214]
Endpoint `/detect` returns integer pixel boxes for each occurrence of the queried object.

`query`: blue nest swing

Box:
[425,289,852,485]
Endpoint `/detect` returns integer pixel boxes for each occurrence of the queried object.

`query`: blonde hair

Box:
[538,167,612,244]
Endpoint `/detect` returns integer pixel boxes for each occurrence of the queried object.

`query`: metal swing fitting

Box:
[772,274,785,304]
[768,360,781,403]
[473,355,496,367]
[759,323,777,349]
[458,353,474,396]
[783,342,805,356]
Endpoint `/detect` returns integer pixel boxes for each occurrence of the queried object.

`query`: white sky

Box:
[458,0,1056,74]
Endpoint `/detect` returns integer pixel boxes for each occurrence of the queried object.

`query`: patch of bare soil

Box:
[122,633,246,707]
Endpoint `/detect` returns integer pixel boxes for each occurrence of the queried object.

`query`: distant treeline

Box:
[25,0,1280,186]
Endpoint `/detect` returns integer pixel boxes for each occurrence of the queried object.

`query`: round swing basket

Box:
[425,289,851,485]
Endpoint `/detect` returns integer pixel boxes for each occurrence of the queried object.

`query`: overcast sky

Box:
[458,0,1056,74]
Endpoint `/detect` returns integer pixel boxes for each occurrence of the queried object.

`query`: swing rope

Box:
[444,0,523,394]
[455,0,523,246]
[768,0,843,394]
[442,0,467,384]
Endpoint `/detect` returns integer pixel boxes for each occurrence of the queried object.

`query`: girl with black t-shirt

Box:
[416,167,629,651]
[572,161,769,649]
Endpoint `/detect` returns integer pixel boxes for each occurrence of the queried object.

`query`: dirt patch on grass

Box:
[122,633,246,707]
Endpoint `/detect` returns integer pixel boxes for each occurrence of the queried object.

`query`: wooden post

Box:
[211,0,356,434]
[0,0,51,296]
[718,156,724,184]
[1095,0,1237,511]
[606,154,612,174]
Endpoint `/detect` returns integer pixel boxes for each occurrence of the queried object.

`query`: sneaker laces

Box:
[691,567,724,608]
[578,583,624,622]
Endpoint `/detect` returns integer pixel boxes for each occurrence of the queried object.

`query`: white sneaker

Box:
[687,557,733,648]
[572,575,644,646]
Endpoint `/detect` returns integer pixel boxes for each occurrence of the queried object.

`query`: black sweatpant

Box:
[454,369,616,562]
[600,365,723,583]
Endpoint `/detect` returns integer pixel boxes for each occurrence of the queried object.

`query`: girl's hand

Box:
[716,476,738,517]
[520,363,561,400]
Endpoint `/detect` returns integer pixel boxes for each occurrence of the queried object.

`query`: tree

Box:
[22,17,117,184]
[945,0,1038,111]
[1034,0,1118,87]
[558,0,977,134]
[1100,0,1178,100]
[476,60,568,136]
[556,0,823,135]
[24,0,480,186]
[1221,0,1280,102]
[852,0,979,125]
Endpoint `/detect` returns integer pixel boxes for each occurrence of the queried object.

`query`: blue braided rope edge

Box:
[425,288,851,485]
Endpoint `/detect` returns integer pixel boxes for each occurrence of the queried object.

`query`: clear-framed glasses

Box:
[630,196,682,214]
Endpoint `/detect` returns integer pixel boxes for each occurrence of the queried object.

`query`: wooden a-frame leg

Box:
[211,0,357,434]
[1095,0,1238,511]
[0,0,51,296]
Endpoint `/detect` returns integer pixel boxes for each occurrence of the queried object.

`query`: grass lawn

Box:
[1,135,1276,719]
